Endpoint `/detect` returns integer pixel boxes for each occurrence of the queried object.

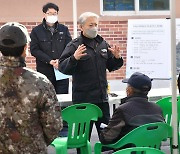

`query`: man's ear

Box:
[129,87,134,94]
[79,25,83,31]
[127,86,133,96]
[21,44,28,57]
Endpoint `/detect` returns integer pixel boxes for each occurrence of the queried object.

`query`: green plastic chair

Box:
[51,103,102,154]
[156,96,180,126]
[113,147,165,154]
[94,122,172,154]
[156,96,180,153]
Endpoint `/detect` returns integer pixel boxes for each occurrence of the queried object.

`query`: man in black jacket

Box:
[100,72,164,145]
[59,12,124,140]
[30,3,72,94]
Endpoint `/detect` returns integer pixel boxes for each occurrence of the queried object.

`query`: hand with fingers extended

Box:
[74,44,87,60]
[108,45,121,59]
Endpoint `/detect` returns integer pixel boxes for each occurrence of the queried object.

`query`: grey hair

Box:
[128,84,149,96]
[78,12,99,25]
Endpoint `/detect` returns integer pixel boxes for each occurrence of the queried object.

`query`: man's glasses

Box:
[46,12,58,16]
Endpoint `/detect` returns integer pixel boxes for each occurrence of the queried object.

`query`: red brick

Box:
[110,21,119,24]
[0,21,128,80]
[100,21,110,24]
[100,28,110,31]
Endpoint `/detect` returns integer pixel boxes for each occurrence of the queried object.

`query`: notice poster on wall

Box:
[126,19,171,79]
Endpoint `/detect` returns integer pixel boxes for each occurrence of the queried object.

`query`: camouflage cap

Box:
[0,22,31,48]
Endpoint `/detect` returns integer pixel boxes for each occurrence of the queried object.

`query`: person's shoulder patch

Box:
[67,37,81,48]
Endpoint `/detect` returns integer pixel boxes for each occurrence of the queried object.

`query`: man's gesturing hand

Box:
[74,44,87,60]
[108,45,121,59]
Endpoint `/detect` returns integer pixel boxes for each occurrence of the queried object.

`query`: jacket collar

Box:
[0,56,26,67]
[121,94,148,104]
[42,18,58,32]
[79,32,104,49]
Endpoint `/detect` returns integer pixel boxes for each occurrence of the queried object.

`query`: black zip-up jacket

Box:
[30,19,72,82]
[99,95,165,144]
[59,34,123,103]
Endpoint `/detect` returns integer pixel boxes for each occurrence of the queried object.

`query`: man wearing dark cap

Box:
[0,22,62,153]
[99,72,164,145]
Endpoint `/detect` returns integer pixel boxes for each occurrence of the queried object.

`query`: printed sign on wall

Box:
[126,19,171,79]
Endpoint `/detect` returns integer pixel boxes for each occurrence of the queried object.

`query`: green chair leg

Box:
[94,142,103,154]
[80,141,92,154]
[51,137,68,154]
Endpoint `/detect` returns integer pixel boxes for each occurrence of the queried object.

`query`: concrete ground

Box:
[47,79,173,154]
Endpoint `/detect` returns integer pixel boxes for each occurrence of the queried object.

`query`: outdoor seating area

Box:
[48,94,180,154]
[1,1,180,154]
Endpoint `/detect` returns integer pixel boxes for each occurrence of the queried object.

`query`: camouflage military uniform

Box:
[0,56,63,154]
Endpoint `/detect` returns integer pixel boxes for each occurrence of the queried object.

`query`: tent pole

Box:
[170,0,179,153]
[73,0,77,39]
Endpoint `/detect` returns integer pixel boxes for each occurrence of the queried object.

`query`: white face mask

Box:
[46,15,58,24]
[85,27,98,39]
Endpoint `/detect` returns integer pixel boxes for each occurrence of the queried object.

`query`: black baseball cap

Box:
[0,22,30,48]
[122,72,152,91]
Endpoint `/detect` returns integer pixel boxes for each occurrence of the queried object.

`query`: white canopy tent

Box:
[170,0,179,154]
[72,0,77,38]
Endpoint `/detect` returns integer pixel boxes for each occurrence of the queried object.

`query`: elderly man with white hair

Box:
[59,12,123,142]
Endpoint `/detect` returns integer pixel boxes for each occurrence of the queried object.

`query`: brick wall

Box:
[0,21,127,80]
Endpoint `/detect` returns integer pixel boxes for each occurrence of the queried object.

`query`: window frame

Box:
[100,0,170,16]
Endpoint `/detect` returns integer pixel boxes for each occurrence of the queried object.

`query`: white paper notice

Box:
[54,68,70,80]
[126,19,171,79]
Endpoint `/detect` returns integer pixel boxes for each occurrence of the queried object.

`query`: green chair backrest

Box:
[62,103,102,148]
[156,96,180,126]
[96,122,171,150]
[113,147,165,154]
[112,122,171,148]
